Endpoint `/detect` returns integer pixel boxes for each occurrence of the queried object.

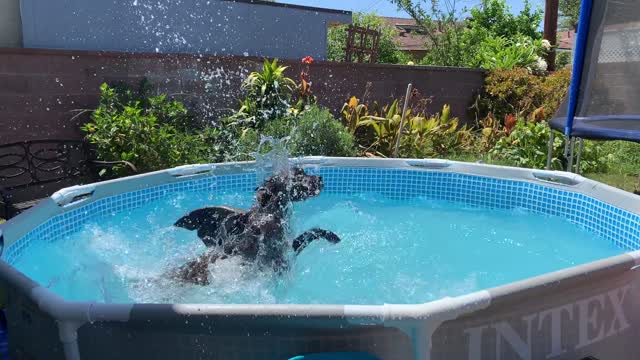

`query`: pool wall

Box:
[0,157,639,360]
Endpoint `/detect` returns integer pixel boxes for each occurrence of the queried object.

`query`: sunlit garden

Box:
[70,0,640,194]
[1,0,640,359]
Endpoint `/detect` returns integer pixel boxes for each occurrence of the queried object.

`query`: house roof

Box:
[557,30,575,50]
[382,17,429,51]
[382,16,576,52]
[220,0,352,16]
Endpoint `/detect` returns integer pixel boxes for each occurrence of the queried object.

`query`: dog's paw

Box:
[312,228,341,244]
[324,231,341,244]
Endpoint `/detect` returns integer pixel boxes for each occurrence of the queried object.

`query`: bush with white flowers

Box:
[474,35,547,71]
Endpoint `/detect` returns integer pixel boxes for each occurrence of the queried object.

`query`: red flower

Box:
[302,56,314,64]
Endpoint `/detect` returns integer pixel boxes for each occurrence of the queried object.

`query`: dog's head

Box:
[255,167,323,210]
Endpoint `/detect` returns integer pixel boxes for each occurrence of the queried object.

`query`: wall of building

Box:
[19,0,351,60]
[0,0,22,48]
[0,48,485,144]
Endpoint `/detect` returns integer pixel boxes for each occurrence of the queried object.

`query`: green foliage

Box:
[358,99,406,156]
[466,0,542,40]
[391,0,468,67]
[579,140,612,174]
[489,120,562,169]
[559,0,581,31]
[489,120,610,172]
[288,107,356,157]
[399,104,473,158]
[233,58,296,128]
[463,0,545,70]
[232,106,355,160]
[477,67,572,123]
[472,35,545,71]
[476,113,512,152]
[341,96,373,134]
[600,141,640,175]
[556,51,572,69]
[391,0,544,68]
[359,100,469,158]
[327,12,411,64]
[82,82,221,173]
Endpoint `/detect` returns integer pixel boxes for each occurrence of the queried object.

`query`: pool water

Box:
[14,190,623,304]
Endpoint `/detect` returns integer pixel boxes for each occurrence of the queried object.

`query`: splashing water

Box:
[253,135,292,184]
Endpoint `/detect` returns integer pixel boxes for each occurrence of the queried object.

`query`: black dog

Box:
[172,167,341,285]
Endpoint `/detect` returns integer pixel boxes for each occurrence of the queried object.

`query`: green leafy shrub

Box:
[556,51,572,69]
[359,100,470,158]
[231,106,355,160]
[465,0,543,40]
[339,95,379,149]
[477,67,572,123]
[393,0,543,67]
[472,35,546,71]
[489,120,610,172]
[288,106,355,157]
[600,141,640,174]
[82,83,222,173]
[489,120,562,169]
[232,59,296,128]
[399,104,473,158]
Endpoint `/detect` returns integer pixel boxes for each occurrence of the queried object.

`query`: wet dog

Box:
[171,167,341,285]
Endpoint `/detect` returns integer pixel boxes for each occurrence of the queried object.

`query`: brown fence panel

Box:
[0,48,484,144]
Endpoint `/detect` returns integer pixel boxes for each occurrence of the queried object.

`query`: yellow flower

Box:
[348,96,359,109]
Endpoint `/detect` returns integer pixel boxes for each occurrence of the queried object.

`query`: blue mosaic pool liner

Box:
[4,167,640,264]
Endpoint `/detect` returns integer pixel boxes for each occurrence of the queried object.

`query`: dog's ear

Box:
[256,187,272,207]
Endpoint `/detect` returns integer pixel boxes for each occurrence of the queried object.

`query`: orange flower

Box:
[302,56,314,64]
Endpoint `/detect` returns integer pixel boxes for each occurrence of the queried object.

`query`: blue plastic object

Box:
[289,353,380,360]
[564,0,594,137]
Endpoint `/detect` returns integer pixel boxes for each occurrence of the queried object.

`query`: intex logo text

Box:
[463,285,631,360]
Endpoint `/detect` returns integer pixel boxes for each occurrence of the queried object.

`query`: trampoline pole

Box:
[575,138,584,175]
[568,137,576,173]
[562,135,569,163]
[546,130,555,170]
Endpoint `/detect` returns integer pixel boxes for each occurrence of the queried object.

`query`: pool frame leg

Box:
[58,321,82,360]
[546,130,555,170]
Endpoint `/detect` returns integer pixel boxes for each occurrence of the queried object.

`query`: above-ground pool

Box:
[1,157,639,360]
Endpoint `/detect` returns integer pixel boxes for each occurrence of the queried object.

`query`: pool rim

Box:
[1,157,639,359]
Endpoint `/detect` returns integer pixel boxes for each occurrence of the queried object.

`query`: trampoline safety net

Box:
[551,0,640,142]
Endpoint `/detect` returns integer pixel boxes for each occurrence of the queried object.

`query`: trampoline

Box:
[548,0,640,171]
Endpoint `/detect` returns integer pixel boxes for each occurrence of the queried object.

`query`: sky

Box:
[279,0,545,18]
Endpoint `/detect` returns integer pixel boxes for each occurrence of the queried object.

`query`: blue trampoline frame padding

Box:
[551,115,640,141]
[563,0,594,137]
[552,0,640,143]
